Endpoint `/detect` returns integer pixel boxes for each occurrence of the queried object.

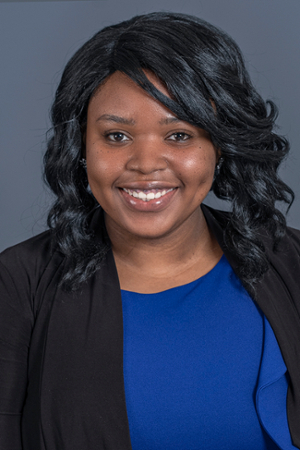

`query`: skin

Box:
[85,71,223,293]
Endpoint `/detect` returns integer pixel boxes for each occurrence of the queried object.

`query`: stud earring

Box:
[80,158,87,169]
[215,157,224,177]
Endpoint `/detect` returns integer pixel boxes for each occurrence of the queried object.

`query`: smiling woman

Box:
[0,11,300,450]
[85,71,221,292]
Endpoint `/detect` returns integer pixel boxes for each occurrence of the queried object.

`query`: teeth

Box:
[123,188,174,201]
[138,191,147,199]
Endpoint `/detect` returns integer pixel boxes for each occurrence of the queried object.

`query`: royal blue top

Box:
[122,255,297,450]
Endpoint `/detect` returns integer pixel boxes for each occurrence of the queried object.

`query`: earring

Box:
[215,157,224,177]
[80,158,87,169]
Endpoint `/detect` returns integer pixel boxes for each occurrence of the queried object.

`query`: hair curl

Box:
[44,11,294,291]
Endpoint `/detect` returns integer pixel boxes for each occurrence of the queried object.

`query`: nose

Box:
[125,138,168,174]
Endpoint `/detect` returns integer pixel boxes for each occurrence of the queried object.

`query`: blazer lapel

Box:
[40,240,132,449]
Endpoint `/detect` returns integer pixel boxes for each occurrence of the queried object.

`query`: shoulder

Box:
[0,230,56,272]
[286,226,300,250]
[0,231,64,306]
[269,225,300,281]
[202,203,300,264]
[202,203,300,246]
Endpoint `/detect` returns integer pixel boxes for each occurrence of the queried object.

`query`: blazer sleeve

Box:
[0,253,35,450]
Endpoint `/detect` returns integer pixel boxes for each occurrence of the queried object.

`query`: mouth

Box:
[118,185,178,212]
[122,188,175,202]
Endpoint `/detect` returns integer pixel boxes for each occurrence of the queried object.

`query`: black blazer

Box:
[0,205,300,450]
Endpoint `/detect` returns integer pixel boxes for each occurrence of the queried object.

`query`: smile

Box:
[122,188,175,202]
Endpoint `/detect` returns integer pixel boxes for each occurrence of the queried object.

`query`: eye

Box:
[105,132,130,142]
[167,132,192,142]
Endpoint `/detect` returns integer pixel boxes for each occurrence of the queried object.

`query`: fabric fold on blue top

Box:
[256,316,297,449]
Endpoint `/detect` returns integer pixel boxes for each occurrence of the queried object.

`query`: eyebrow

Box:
[96,114,136,125]
[96,114,182,126]
[158,117,181,125]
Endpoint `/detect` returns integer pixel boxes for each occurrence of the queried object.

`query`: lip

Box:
[118,186,178,212]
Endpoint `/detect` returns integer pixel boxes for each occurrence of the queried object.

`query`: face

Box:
[85,71,218,241]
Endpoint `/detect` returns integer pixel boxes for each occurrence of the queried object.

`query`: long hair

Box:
[44,11,294,291]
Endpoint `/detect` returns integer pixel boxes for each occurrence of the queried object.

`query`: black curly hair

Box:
[44,11,294,291]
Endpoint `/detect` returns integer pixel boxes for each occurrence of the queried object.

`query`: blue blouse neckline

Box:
[121,254,226,295]
[121,254,296,449]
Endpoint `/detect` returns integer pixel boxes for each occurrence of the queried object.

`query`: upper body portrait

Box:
[0,11,299,450]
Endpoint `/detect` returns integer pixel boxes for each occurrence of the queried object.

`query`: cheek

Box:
[87,146,122,185]
[86,153,127,211]
[179,152,216,185]
[87,168,116,212]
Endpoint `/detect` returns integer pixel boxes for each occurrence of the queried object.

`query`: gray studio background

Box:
[1,0,299,251]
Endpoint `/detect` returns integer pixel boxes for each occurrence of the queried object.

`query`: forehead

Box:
[88,70,172,117]
[97,69,169,96]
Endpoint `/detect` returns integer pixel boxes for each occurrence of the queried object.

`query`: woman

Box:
[0,11,299,450]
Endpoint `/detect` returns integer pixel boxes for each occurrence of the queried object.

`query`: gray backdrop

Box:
[1,0,299,251]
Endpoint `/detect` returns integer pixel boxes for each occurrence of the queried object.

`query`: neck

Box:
[105,207,222,290]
